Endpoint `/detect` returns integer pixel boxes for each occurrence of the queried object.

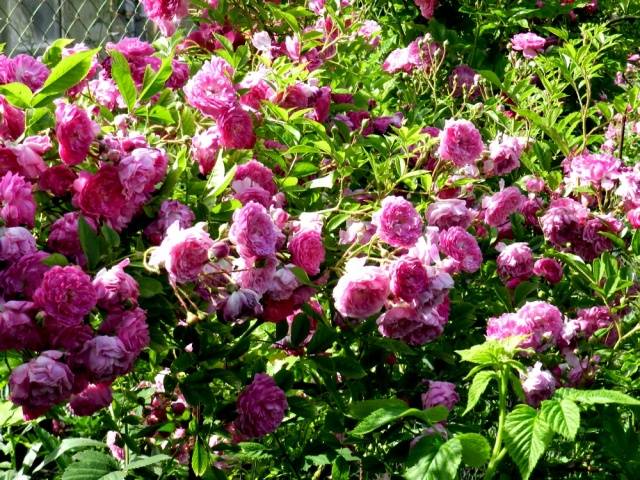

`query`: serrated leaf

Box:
[349,398,409,419]
[351,405,448,436]
[456,338,522,365]
[125,454,172,470]
[456,433,491,467]
[540,399,580,441]
[41,38,74,67]
[555,388,640,406]
[62,450,119,480]
[504,405,554,480]
[138,55,173,102]
[34,438,106,473]
[109,50,136,111]
[464,371,496,415]
[404,437,462,480]
[41,252,69,267]
[33,48,99,106]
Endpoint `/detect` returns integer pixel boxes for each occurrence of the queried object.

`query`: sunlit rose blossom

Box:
[511,32,546,58]
[437,119,484,167]
[333,258,390,319]
[521,362,556,407]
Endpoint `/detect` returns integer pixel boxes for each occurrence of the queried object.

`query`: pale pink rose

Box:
[288,229,325,276]
[496,242,534,287]
[141,0,189,36]
[118,147,168,199]
[484,134,525,177]
[9,135,51,180]
[0,226,36,262]
[232,256,277,295]
[0,171,36,227]
[333,258,390,319]
[437,119,484,167]
[482,186,526,227]
[149,222,214,284]
[521,362,556,407]
[426,199,473,230]
[511,32,546,58]
[372,196,423,248]
[191,127,221,175]
[184,57,236,119]
[93,259,139,311]
[438,226,482,273]
[229,202,282,259]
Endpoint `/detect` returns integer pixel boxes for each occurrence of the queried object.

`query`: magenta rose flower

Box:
[521,362,556,407]
[0,301,43,351]
[47,212,97,260]
[0,251,51,298]
[10,54,50,90]
[448,64,478,98]
[421,381,459,410]
[0,226,36,263]
[149,222,215,284]
[484,134,525,177]
[565,152,620,190]
[0,95,25,141]
[377,305,445,346]
[0,171,36,227]
[229,201,282,259]
[437,119,484,167]
[69,383,113,416]
[234,160,278,195]
[533,258,563,284]
[141,0,189,36]
[39,165,77,196]
[288,229,325,276]
[487,301,564,350]
[414,0,438,18]
[540,198,589,247]
[233,373,288,439]
[217,105,256,150]
[54,101,99,166]
[232,256,277,295]
[425,199,473,230]
[223,288,263,322]
[191,127,221,175]
[511,32,546,58]
[93,259,139,311]
[33,265,97,324]
[482,186,526,227]
[438,226,483,273]
[72,164,128,226]
[118,147,168,199]
[113,308,149,355]
[333,258,390,319]
[9,351,74,419]
[144,199,195,245]
[496,242,534,287]
[390,256,430,302]
[72,336,134,383]
[372,196,423,248]
[184,57,236,119]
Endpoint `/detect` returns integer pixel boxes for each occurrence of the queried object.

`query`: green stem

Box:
[484,369,509,480]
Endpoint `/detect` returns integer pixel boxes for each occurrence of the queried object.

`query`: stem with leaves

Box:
[484,368,509,480]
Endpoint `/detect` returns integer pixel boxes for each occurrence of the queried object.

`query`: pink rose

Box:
[229,202,282,259]
[0,301,43,351]
[426,199,473,230]
[118,147,168,199]
[39,165,77,196]
[0,251,51,298]
[191,127,221,175]
[438,226,483,273]
[0,226,36,262]
[0,171,36,227]
[33,265,97,324]
[141,0,190,36]
[69,383,113,416]
[73,164,128,227]
[540,198,589,247]
[217,105,256,149]
[484,135,525,177]
[9,351,74,419]
[414,0,438,19]
[11,54,50,91]
[533,258,563,284]
[47,212,97,260]
[448,64,478,98]
[421,381,459,410]
[511,32,546,58]
[233,373,288,439]
[0,95,25,141]
[372,196,423,248]
[521,362,556,407]
[93,259,139,311]
[149,222,214,284]
[496,242,534,287]
[390,256,430,302]
[232,256,277,295]
[223,288,263,322]
[333,259,390,319]
[55,101,99,166]
[288,229,325,276]
[145,199,195,245]
[184,57,236,119]
[113,307,149,355]
[71,336,134,383]
[437,119,484,167]
[482,186,526,227]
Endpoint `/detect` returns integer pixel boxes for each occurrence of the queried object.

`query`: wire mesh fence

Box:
[0,0,155,56]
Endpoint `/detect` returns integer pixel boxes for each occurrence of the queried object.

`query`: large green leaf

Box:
[504,405,554,480]
[33,48,99,106]
[351,405,448,436]
[349,398,408,419]
[191,439,208,477]
[456,433,491,468]
[0,82,32,108]
[34,438,106,473]
[540,399,580,440]
[125,454,172,470]
[109,50,136,111]
[404,437,462,480]
[456,337,522,366]
[463,371,496,415]
[555,388,640,406]
[61,450,119,480]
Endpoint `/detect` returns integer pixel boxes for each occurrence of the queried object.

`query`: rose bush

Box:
[0,0,640,478]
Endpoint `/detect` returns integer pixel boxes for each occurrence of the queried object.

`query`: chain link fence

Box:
[0,0,155,55]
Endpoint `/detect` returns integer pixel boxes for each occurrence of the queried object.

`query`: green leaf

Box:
[456,433,491,467]
[77,215,100,270]
[0,82,32,108]
[540,399,580,441]
[41,38,74,67]
[100,225,121,249]
[138,55,173,102]
[191,440,208,477]
[349,398,409,419]
[504,405,554,480]
[62,450,119,480]
[463,371,496,415]
[555,388,640,406]
[404,437,462,480]
[351,405,448,436]
[290,313,310,347]
[291,161,319,177]
[334,354,367,379]
[34,438,106,473]
[41,252,69,267]
[126,454,172,470]
[456,338,522,365]
[33,48,99,106]
[109,50,137,111]
[137,277,164,298]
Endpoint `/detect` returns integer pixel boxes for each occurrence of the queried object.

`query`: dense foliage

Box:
[1,0,640,478]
